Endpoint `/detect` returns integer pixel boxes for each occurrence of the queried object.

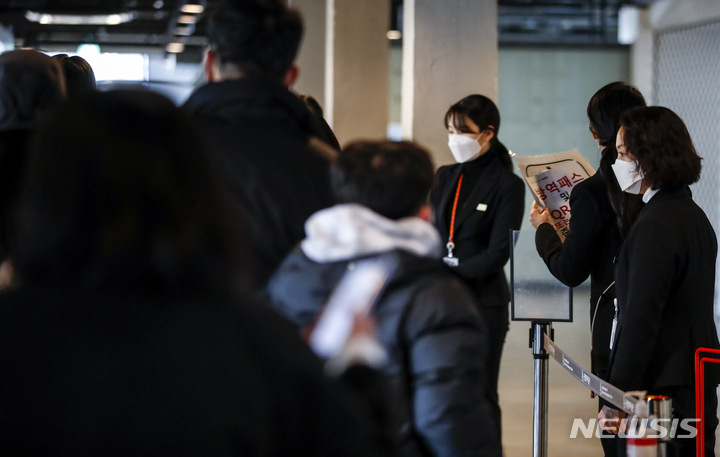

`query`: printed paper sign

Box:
[514,149,595,241]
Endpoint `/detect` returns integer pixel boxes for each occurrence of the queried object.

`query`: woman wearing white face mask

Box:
[602,106,719,457]
[429,94,525,450]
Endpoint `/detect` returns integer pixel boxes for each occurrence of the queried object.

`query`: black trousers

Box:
[478,305,509,450]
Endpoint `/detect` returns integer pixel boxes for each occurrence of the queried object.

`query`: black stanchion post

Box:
[531,322,552,457]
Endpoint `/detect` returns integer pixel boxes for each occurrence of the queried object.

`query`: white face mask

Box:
[611,159,644,194]
[448,133,484,163]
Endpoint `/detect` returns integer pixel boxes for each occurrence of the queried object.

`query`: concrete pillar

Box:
[325,0,390,145]
[402,0,498,167]
[630,9,654,105]
[289,0,390,146]
[288,0,327,108]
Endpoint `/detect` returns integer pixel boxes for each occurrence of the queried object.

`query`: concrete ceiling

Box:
[0,0,219,59]
[0,0,657,58]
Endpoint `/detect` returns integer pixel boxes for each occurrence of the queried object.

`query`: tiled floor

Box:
[498,288,609,456]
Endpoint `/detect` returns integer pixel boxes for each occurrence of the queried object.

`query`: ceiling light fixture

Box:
[177,15,197,24]
[386,30,402,40]
[174,26,194,36]
[166,42,185,53]
[181,4,205,14]
[25,10,137,25]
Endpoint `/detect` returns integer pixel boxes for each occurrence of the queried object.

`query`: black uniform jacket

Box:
[0,287,371,456]
[267,249,501,457]
[183,78,335,290]
[535,172,623,376]
[607,186,720,392]
[430,154,525,309]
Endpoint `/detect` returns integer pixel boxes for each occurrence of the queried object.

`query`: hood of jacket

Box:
[183,77,322,140]
[301,204,442,263]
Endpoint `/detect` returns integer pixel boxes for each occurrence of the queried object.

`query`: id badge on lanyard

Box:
[444,174,463,268]
[609,298,619,350]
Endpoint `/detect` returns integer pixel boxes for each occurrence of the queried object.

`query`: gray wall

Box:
[497,46,630,284]
[498,47,630,170]
[498,46,630,229]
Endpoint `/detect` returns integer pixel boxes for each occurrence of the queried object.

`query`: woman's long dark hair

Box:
[587,82,646,236]
[444,94,513,171]
[14,90,247,294]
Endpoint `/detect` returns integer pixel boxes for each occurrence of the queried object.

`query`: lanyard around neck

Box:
[446,174,464,257]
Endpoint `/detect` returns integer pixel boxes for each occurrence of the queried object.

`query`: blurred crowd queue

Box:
[0,1,716,457]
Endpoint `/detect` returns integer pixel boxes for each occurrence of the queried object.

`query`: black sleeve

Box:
[534,182,600,287]
[405,280,501,457]
[454,175,526,281]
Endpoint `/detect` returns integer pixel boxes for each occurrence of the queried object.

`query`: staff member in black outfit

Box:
[602,106,719,457]
[529,82,645,456]
[430,94,525,448]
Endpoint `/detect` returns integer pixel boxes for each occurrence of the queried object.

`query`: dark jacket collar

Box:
[183,78,321,138]
[638,185,690,216]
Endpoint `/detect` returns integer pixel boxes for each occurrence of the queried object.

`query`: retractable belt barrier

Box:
[543,333,647,417]
[538,332,674,457]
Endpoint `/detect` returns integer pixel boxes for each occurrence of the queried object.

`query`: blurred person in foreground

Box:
[0,49,66,288]
[601,106,719,457]
[267,141,501,457]
[52,54,97,98]
[0,90,371,457]
[183,0,336,291]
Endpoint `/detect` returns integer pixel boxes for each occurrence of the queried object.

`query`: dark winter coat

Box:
[0,287,372,456]
[608,186,720,391]
[267,248,501,457]
[183,78,335,290]
[430,153,525,311]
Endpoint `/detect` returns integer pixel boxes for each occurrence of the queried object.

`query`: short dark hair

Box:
[331,141,435,220]
[15,90,245,293]
[444,94,512,171]
[53,54,96,98]
[620,106,701,189]
[208,0,303,80]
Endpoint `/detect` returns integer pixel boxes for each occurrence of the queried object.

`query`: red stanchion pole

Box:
[694,348,720,457]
